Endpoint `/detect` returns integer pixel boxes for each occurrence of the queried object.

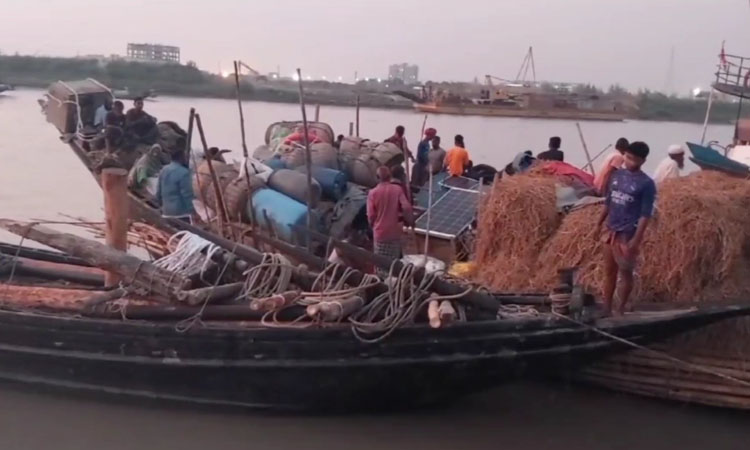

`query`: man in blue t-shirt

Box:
[596,141,656,317]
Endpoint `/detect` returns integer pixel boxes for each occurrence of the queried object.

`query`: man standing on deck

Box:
[444,135,470,177]
[537,136,564,161]
[385,125,410,156]
[367,166,413,277]
[597,141,656,317]
[653,144,685,184]
[412,128,436,187]
[594,137,628,195]
[429,135,447,175]
[156,148,201,224]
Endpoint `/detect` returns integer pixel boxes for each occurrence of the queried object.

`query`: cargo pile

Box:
[475,170,750,304]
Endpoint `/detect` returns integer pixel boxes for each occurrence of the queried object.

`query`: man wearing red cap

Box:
[412,127,437,187]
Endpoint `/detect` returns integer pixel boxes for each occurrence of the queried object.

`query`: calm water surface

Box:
[0,88,747,449]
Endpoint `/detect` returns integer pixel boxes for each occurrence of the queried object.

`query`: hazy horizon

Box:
[2,0,749,93]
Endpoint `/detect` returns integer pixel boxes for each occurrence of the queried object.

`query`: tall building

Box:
[388,63,419,84]
[126,43,180,64]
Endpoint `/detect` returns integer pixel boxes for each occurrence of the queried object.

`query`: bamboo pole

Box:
[580,144,613,172]
[575,122,596,176]
[295,68,314,252]
[700,88,715,145]
[101,167,129,286]
[232,61,258,227]
[185,108,211,223]
[194,114,230,237]
[355,95,361,137]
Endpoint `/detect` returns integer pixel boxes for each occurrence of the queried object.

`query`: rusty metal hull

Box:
[414,103,626,121]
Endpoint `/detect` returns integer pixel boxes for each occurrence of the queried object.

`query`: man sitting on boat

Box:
[93,98,113,129]
[125,97,158,145]
[537,136,564,162]
[444,134,471,177]
[367,166,413,277]
[105,101,126,129]
[653,144,685,184]
[156,148,200,224]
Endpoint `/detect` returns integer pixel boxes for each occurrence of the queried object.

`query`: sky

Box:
[2,0,750,93]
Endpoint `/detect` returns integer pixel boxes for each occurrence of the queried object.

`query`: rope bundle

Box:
[153,231,219,282]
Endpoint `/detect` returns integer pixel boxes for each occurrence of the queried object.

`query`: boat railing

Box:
[713,53,750,99]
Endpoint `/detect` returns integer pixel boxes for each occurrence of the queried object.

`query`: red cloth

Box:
[367,182,412,242]
[284,131,321,145]
[539,161,595,187]
[424,128,437,138]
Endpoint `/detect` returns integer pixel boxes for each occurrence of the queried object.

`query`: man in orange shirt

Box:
[444,134,470,177]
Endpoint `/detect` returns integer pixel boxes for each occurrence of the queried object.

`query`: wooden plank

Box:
[0,220,190,301]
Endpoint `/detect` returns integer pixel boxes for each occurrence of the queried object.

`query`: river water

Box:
[0,88,747,449]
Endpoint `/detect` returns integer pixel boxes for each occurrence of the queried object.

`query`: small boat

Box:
[686,142,750,177]
[0,83,12,94]
[20,77,750,411]
[112,87,158,101]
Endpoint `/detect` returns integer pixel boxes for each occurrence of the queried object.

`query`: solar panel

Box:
[414,189,478,239]
[439,176,479,192]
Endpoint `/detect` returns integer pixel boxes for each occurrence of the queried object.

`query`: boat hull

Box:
[0,304,746,411]
[414,103,626,121]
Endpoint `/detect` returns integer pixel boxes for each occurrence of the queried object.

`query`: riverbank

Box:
[0,55,411,110]
[2,54,745,124]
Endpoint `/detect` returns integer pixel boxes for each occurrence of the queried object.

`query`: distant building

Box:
[388,63,419,84]
[126,43,180,64]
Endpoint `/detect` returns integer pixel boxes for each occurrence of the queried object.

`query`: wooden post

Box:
[195,113,230,237]
[575,122,596,177]
[233,61,257,227]
[295,68,315,252]
[185,108,211,223]
[355,95,361,137]
[101,167,129,287]
[348,122,354,136]
[314,104,321,122]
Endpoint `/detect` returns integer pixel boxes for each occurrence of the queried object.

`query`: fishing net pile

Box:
[474,171,750,306]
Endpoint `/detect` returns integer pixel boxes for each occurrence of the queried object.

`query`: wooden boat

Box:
[18,78,750,411]
[3,242,750,411]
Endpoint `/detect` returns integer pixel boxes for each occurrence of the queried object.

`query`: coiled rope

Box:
[349,262,471,343]
[240,253,294,299]
[153,231,220,283]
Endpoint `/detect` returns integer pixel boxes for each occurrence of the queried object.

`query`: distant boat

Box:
[0,83,13,94]
[112,87,158,101]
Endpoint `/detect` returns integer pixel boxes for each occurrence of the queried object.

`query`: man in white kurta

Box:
[653,144,685,184]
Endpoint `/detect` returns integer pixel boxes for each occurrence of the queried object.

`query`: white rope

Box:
[153,231,220,282]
